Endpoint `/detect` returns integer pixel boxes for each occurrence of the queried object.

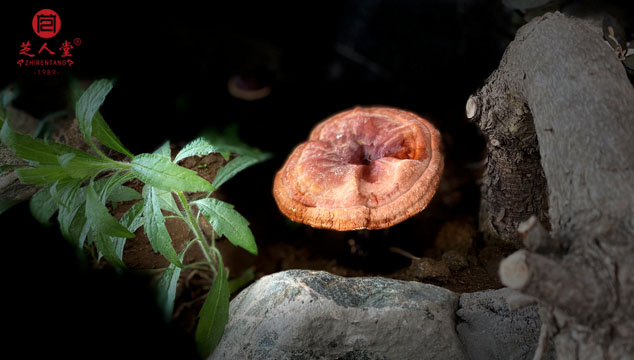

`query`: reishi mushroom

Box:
[273,106,443,231]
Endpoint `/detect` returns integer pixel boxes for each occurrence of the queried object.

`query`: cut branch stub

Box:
[273,106,444,231]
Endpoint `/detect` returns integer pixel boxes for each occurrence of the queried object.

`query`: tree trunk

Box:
[467,11,634,360]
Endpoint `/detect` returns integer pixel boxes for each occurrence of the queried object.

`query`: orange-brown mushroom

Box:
[273,106,444,231]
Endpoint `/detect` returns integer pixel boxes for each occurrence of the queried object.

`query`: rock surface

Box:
[456,287,555,360]
[210,270,467,360]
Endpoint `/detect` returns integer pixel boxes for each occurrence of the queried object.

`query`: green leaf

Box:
[157,250,185,322]
[76,79,113,144]
[227,267,255,294]
[142,185,180,214]
[109,200,145,265]
[92,112,134,158]
[213,155,266,188]
[62,202,90,247]
[194,198,257,255]
[132,154,215,193]
[30,185,58,225]
[1,120,96,166]
[70,78,133,158]
[119,200,145,233]
[16,166,70,185]
[0,86,18,111]
[51,179,83,208]
[143,186,183,267]
[153,140,172,159]
[195,257,229,358]
[58,153,117,179]
[93,171,134,196]
[34,110,67,139]
[107,186,141,203]
[203,124,271,159]
[52,180,89,246]
[86,180,135,238]
[91,231,126,268]
[174,137,219,163]
[1,121,60,165]
[112,237,127,263]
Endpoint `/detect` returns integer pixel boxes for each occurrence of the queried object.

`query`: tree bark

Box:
[468,11,634,360]
[1,107,89,208]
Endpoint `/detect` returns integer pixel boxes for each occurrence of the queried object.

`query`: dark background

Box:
[2,2,510,152]
[2,1,630,358]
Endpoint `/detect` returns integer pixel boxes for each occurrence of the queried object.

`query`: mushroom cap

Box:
[273,106,444,231]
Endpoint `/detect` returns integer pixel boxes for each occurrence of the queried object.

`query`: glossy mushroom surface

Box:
[273,106,443,230]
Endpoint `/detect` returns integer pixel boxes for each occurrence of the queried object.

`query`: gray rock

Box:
[456,287,555,360]
[210,270,468,360]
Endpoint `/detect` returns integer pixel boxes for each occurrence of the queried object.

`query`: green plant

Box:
[0,79,270,357]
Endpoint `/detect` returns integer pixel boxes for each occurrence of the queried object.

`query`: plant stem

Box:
[114,160,133,169]
[177,191,217,275]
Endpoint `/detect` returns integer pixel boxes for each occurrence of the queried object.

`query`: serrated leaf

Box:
[132,153,215,193]
[51,179,83,208]
[203,125,271,159]
[109,200,145,266]
[93,171,134,196]
[119,200,145,232]
[213,155,267,188]
[30,185,58,225]
[92,112,134,158]
[157,250,185,322]
[1,121,61,165]
[194,198,257,255]
[154,140,171,159]
[195,257,229,358]
[52,180,89,246]
[76,79,113,144]
[107,185,141,203]
[92,231,126,267]
[58,153,117,179]
[143,186,183,267]
[112,237,126,263]
[142,185,180,214]
[16,165,70,185]
[174,137,219,163]
[91,231,126,268]
[70,78,132,158]
[86,181,135,238]
[1,120,96,165]
[63,203,90,247]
